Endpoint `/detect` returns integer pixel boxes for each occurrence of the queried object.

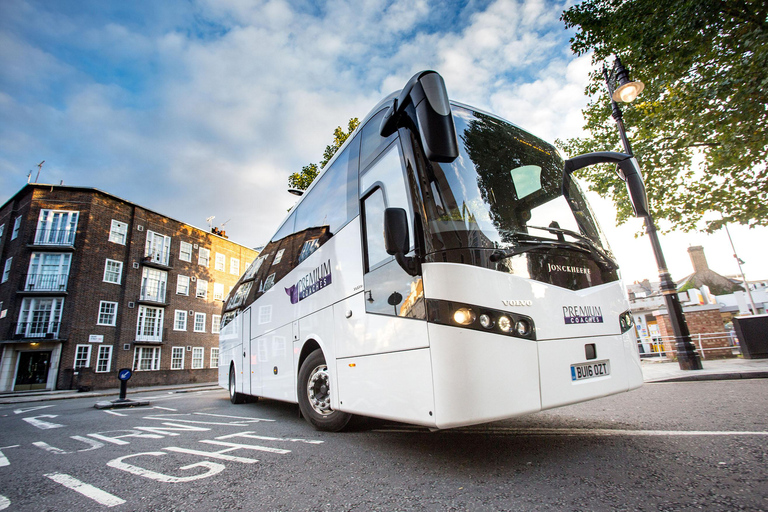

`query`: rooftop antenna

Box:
[35,161,45,183]
[206,216,215,231]
[220,218,231,229]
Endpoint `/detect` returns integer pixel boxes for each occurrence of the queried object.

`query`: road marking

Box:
[152,406,177,411]
[374,426,768,437]
[33,436,104,454]
[0,494,8,510]
[44,472,125,507]
[199,439,290,454]
[0,445,19,467]
[107,452,225,483]
[14,405,54,415]
[193,412,275,422]
[102,410,127,416]
[217,432,324,444]
[22,415,64,430]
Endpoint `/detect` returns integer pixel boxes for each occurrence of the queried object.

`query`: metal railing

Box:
[637,331,740,360]
[140,281,167,303]
[22,273,69,292]
[32,229,77,246]
[11,321,62,339]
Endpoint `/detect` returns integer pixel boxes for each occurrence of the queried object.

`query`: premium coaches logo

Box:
[563,305,603,324]
[285,259,332,304]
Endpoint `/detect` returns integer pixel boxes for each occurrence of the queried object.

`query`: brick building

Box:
[0,184,258,392]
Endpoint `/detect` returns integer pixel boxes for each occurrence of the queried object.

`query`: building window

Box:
[11,216,21,240]
[191,347,204,369]
[17,297,64,338]
[210,347,219,369]
[2,258,11,284]
[103,259,123,285]
[194,312,206,332]
[0,223,4,240]
[198,247,210,267]
[213,283,224,301]
[174,310,187,331]
[196,279,208,299]
[136,306,164,342]
[145,231,171,266]
[74,345,92,369]
[133,346,161,371]
[273,249,285,266]
[97,301,118,326]
[26,253,71,291]
[263,273,276,292]
[243,255,265,280]
[109,220,128,245]
[140,267,167,303]
[171,346,185,370]
[176,275,190,295]
[96,346,113,373]
[35,210,79,246]
[230,257,241,275]
[212,314,221,334]
[215,253,226,272]
[179,241,193,262]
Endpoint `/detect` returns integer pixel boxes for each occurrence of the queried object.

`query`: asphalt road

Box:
[0,380,765,511]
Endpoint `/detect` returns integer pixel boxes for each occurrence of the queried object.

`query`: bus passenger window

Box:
[362,188,389,272]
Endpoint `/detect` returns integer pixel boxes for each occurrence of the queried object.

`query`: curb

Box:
[0,384,221,405]
[646,371,768,384]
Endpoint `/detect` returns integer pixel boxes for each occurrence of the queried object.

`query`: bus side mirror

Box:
[564,151,650,218]
[380,70,459,163]
[384,207,420,276]
[384,207,409,255]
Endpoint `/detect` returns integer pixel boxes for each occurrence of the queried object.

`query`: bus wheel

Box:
[229,366,246,404]
[298,349,351,432]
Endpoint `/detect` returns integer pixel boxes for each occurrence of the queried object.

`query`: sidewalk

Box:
[641,357,768,383]
[0,382,221,405]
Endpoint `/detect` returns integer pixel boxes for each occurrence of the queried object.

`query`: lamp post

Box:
[604,57,702,371]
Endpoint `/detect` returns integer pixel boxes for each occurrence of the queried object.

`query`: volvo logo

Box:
[502,300,533,307]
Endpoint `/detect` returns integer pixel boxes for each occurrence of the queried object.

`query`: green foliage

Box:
[288,118,360,191]
[559,0,768,232]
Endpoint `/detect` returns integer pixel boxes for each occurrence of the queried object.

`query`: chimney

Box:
[688,245,709,272]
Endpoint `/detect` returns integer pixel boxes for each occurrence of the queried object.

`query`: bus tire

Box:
[229,365,246,404]
[298,349,351,432]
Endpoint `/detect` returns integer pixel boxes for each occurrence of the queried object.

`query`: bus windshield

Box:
[423,105,613,262]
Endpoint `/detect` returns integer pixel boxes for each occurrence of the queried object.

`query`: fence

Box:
[637,331,740,360]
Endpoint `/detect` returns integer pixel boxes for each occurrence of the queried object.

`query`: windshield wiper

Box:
[527,224,619,271]
[489,236,591,262]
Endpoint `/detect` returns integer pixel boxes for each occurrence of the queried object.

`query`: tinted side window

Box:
[361,109,397,170]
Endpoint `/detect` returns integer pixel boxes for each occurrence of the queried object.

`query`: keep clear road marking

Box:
[44,473,125,508]
[375,426,768,437]
[0,445,20,467]
[22,415,64,430]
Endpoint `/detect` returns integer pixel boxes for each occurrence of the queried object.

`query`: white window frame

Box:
[140,267,168,303]
[198,247,210,267]
[109,220,128,245]
[214,253,226,272]
[212,314,221,334]
[144,230,171,265]
[171,346,185,370]
[194,312,206,333]
[17,297,64,338]
[176,275,190,295]
[103,259,123,285]
[0,223,4,240]
[174,310,187,331]
[35,210,79,246]
[230,257,241,275]
[74,344,92,369]
[272,249,285,266]
[26,253,71,291]
[95,345,113,373]
[97,301,118,326]
[136,306,164,342]
[11,216,21,241]
[2,258,11,284]
[133,346,161,371]
[179,241,193,262]
[196,279,208,299]
[213,282,224,301]
[191,347,204,369]
[210,347,220,369]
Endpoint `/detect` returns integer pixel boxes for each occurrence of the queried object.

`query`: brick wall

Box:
[656,306,733,359]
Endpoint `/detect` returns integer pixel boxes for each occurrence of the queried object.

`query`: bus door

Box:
[241,308,252,396]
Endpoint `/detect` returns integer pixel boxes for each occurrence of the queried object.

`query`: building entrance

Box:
[14,351,52,391]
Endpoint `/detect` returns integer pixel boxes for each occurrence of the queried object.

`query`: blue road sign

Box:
[118,368,132,381]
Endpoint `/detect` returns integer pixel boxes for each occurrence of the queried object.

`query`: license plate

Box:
[570,360,610,381]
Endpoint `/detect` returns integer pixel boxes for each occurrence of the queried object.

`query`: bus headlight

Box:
[515,319,531,337]
[498,316,512,332]
[453,308,476,325]
[479,314,494,329]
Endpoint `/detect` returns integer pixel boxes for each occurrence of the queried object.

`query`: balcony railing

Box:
[140,281,167,303]
[32,229,77,247]
[12,321,62,339]
[135,327,166,343]
[22,273,69,292]
[144,251,170,267]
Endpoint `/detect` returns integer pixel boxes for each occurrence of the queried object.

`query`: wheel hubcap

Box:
[307,364,332,415]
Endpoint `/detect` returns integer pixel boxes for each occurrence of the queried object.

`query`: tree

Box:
[559,0,768,233]
[288,118,360,191]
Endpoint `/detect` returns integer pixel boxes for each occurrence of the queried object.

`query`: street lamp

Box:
[603,56,702,371]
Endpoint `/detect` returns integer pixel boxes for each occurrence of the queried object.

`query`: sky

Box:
[1,0,766,285]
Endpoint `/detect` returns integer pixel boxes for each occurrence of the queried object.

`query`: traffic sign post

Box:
[94,367,150,410]
[117,368,132,402]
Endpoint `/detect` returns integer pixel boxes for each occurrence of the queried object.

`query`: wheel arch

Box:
[297,338,322,373]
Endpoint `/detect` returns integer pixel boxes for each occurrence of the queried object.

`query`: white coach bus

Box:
[219,70,644,431]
